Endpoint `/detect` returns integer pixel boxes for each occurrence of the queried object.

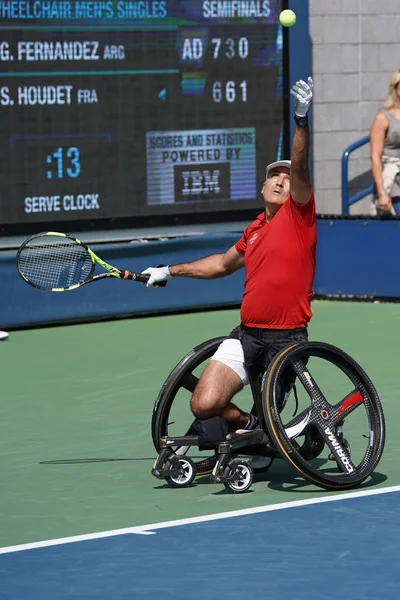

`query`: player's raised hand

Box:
[290,76,314,117]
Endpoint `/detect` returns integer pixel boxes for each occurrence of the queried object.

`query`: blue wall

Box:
[315,219,400,297]
[2,219,400,329]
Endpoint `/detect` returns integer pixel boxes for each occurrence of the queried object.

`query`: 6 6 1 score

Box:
[212,80,247,103]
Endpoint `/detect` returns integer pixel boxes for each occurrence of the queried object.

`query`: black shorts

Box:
[229,323,308,394]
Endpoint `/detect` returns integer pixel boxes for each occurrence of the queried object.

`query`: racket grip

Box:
[133,272,151,284]
[123,271,167,287]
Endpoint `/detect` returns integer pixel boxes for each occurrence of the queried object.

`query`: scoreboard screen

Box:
[0,0,286,232]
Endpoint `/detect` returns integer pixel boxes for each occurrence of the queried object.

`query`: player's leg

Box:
[190,357,245,427]
[190,334,254,429]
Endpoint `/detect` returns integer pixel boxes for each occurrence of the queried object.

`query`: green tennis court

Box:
[1,300,399,550]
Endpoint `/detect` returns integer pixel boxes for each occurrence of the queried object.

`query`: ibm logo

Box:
[181,169,221,196]
[174,163,230,202]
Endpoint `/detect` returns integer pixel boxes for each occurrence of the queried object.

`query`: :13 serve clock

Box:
[46,147,81,179]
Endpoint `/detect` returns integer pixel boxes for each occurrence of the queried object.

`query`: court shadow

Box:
[191,474,255,495]
[39,457,154,465]
[196,475,214,485]
[212,487,255,496]
[262,462,388,493]
[152,483,197,490]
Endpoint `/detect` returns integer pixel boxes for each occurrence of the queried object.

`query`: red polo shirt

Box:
[235,193,316,329]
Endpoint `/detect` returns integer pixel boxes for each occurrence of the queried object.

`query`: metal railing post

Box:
[341,135,371,215]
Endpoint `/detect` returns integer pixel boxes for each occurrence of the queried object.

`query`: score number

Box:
[212,81,247,103]
[211,38,249,60]
[210,38,248,103]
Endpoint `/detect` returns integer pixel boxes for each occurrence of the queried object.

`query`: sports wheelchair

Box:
[151,337,385,493]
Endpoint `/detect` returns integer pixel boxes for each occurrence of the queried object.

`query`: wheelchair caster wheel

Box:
[165,457,196,488]
[224,461,254,493]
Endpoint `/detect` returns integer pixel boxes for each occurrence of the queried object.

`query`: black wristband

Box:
[294,114,308,128]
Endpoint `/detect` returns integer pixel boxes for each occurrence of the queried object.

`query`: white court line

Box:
[1,484,399,555]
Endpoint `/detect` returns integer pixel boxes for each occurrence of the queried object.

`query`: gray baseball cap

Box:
[265,160,291,177]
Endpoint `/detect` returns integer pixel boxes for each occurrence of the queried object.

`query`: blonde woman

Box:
[370,69,400,216]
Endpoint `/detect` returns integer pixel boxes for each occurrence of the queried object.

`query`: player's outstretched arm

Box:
[289,76,313,205]
[142,245,244,287]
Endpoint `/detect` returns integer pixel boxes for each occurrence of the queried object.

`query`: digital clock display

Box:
[0,0,285,231]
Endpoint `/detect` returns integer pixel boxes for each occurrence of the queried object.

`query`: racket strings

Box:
[18,237,93,289]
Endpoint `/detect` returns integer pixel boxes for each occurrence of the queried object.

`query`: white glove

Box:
[141,266,172,288]
[290,76,314,117]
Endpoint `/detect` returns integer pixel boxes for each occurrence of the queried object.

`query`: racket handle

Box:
[122,271,167,287]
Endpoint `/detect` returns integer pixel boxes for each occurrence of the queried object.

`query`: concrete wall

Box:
[309,0,400,214]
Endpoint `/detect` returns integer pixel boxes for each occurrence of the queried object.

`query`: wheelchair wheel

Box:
[261,341,385,490]
[224,460,254,493]
[165,457,196,488]
[151,337,227,476]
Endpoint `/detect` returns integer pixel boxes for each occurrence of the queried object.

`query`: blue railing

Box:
[341,135,374,214]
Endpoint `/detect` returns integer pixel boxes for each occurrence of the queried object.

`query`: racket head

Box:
[16,232,95,291]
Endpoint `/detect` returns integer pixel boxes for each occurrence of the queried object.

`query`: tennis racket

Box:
[16,231,166,292]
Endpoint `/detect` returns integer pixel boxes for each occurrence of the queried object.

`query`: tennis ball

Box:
[279,9,296,27]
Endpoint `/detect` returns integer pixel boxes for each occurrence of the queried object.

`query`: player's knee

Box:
[190,394,216,419]
[190,360,242,419]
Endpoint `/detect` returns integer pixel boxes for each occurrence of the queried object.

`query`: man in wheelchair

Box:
[143,76,316,443]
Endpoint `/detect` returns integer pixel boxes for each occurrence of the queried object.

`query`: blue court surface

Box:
[1,486,399,600]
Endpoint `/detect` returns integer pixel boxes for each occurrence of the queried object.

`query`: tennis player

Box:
[143,76,316,434]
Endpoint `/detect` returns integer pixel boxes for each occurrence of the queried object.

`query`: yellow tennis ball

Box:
[279,9,296,27]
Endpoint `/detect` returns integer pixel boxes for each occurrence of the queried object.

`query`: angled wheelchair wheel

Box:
[261,341,386,490]
[151,337,227,476]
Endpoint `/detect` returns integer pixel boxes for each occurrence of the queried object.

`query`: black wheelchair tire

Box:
[262,341,386,490]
